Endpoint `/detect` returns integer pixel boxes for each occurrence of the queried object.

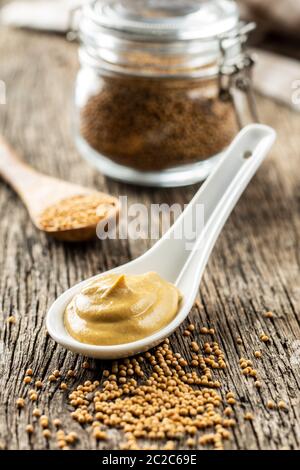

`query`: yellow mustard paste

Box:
[64,272,181,345]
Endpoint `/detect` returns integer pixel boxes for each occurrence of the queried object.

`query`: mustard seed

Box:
[40,415,49,428]
[254,351,262,358]
[187,324,195,332]
[26,424,34,434]
[33,408,41,418]
[267,400,275,410]
[260,334,270,343]
[69,431,78,441]
[53,419,61,428]
[227,398,236,405]
[35,380,43,389]
[53,370,60,378]
[186,438,196,448]
[7,315,16,324]
[16,398,25,409]
[57,439,67,449]
[224,407,233,416]
[82,361,90,369]
[244,412,253,421]
[42,429,51,439]
[29,393,38,401]
[93,428,107,440]
[200,327,209,334]
[49,375,57,382]
[278,400,288,410]
[191,342,200,352]
[23,376,32,385]
[67,370,75,378]
[60,383,68,391]
[26,369,33,376]
[263,311,274,319]
[254,381,262,389]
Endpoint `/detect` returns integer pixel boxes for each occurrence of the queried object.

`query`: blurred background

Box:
[0,0,299,112]
[239,0,300,58]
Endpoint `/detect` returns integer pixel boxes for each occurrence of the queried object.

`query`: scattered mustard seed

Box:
[26,424,34,434]
[224,407,233,416]
[7,316,16,324]
[23,376,32,385]
[25,369,33,376]
[93,428,107,440]
[267,400,275,410]
[57,439,66,449]
[263,311,274,319]
[33,408,41,418]
[60,383,68,391]
[186,437,196,448]
[16,398,25,409]
[40,415,49,428]
[227,398,236,405]
[53,419,62,428]
[48,374,57,382]
[82,361,90,369]
[244,412,254,421]
[42,429,51,439]
[260,334,270,343]
[187,324,195,332]
[254,351,262,358]
[278,400,288,411]
[35,380,43,389]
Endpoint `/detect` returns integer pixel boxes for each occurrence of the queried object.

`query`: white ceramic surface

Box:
[46,124,276,359]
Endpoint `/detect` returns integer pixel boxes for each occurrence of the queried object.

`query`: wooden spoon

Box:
[0,136,119,241]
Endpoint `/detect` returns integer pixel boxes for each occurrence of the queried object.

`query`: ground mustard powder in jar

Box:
[75,0,257,186]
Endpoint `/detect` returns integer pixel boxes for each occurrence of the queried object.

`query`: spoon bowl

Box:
[47,124,276,358]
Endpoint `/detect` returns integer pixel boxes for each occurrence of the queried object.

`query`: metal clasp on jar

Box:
[218,22,259,126]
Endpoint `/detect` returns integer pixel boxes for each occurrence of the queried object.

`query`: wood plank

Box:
[0,26,299,450]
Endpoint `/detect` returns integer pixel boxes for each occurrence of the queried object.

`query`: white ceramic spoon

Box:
[46,124,276,359]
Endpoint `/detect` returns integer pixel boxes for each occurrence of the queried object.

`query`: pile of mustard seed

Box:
[38,193,117,232]
[67,338,234,450]
[18,312,288,450]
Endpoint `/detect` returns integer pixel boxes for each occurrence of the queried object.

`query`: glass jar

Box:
[74,0,257,187]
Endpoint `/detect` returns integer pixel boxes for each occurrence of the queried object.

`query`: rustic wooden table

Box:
[0,26,299,451]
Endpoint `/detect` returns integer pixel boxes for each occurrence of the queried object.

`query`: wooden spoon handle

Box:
[0,136,42,199]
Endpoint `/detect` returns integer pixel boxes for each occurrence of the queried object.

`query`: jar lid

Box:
[85,0,239,41]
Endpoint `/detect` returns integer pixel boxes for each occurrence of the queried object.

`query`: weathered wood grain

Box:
[0,26,299,450]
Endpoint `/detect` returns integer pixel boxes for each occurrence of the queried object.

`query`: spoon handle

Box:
[0,136,42,199]
[175,123,276,291]
[139,124,276,283]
